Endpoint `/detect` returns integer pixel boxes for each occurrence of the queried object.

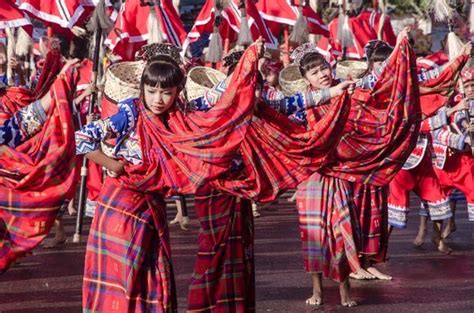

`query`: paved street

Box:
[1,193,474,313]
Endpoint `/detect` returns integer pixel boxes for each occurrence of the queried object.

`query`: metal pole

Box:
[73,26,103,243]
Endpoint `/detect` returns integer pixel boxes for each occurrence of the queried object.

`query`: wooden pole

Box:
[284,26,290,65]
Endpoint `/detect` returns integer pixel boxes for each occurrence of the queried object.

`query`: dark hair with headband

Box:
[298,52,330,77]
[140,55,185,96]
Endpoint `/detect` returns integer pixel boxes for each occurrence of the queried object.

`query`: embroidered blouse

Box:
[0,100,47,148]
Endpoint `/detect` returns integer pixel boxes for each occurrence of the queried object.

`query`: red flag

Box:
[185,0,279,50]
[0,0,33,36]
[256,0,329,37]
[18,0,110,30]
[317,9,396,60]
[105,0,187,61]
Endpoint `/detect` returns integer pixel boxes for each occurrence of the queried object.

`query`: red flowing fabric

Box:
[212,96,350,202]
[109,45,259,196]
[256,0,329,38]
[323,39,421,186]
[0,0,33,36]
[0,77,77,270]
[213,39,420,202]
[418,54,468,117]
[105,0,187,61]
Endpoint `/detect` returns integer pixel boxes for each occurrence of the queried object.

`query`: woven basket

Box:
[104,61,145,104]
[185,66,226,101]
[279,64,307,96]
[335,60,368,80]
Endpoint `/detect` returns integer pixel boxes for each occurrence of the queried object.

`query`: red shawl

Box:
[0,77,77,270]
[419,54,468,117]
[214,39,420,201]
[324,39,421,186]
[111,45,259,197]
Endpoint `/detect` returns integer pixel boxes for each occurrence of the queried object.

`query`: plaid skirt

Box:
[187,185,255,313]
[83,181,176,313]
[296,172,361,282]
[352,183,389,263]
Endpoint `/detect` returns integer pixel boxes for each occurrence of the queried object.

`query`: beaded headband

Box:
[223,49,245,68]
[136,43,183,64]
[290,43,319,66]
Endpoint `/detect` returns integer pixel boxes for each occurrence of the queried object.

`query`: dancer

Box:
[78,42,263,312]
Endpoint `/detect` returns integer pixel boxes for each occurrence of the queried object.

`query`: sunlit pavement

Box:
[1,192,473,313]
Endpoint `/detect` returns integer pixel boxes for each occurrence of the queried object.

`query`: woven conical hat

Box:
[185,66,226,101]
[104,61,145,104]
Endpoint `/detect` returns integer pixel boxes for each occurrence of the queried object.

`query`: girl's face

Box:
[372,61,383,73]
[266,71,279,87]
[465,81,474,99]
[143,85,178,115]
[304,64,333,89]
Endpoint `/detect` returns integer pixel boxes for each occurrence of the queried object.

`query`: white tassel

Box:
[446,31,464,61]
[289,8,309,45]
[6,27,16,86]
[15,27,32,57]
[172,0,180,14]
[237,13,253,46]
[205,29,223,63]
[340,14,354,48]
[147,6,164,44]
[433,0,452,22]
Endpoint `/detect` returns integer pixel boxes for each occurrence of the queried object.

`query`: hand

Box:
[448,100,469,116]
[60,58,80,75]
[334,80,356,96]
[84,83,98,97]
[459,42,472,57]
[465,135,471,146]
[8,57,22,71]
[396,26,411,46]
[255,37,265,59]
[107,160,125,177]
[86,113,100,124]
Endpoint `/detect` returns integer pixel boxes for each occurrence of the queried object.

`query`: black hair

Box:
[69,35,91,60]
[367,44,393,73]
[140,55,185,95]
[298,52,330,77]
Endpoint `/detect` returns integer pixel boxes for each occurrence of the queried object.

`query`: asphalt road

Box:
[1,193,473,313]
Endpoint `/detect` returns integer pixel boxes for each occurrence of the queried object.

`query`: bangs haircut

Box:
[299,52,329,76]
[140,55,185,92]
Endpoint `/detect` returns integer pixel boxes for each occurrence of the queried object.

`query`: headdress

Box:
[363,40,391,62]
[223,48,245,68]
[136,42,183,64]
[461,65,474,82]
[266,60,284,74]
[290,43,319,66]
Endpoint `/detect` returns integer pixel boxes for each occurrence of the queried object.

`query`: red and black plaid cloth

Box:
[83,179,176,312]
[0,77,77,270]
[188,184,255,313]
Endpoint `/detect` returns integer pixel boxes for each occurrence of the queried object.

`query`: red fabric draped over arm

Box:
[112,45,260,197]
[419,54,468,117]
[0,77,77,270]
[323,39,421,186]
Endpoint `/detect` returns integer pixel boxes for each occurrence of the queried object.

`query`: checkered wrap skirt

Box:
[187,185,255,313]
[83,181,176,313]
[296,172,361,282]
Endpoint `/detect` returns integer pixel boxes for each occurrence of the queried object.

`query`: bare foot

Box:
[441,219,456,239]
[340,279,357,307]
[305,294,322,306]
[432,233,452,254]
[349,268,375,280]
[413,226,426,246]
[180,216,190,231]
[43,235,67,249]
[366,267,392,280]
[170,213,182,225]
[68,200,77,216]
